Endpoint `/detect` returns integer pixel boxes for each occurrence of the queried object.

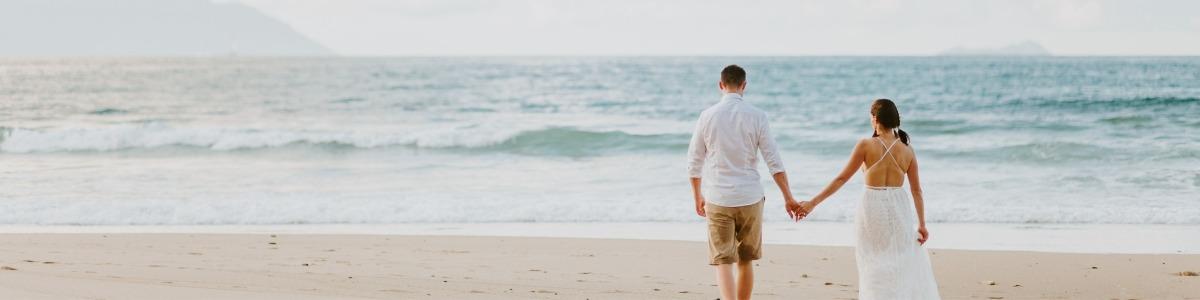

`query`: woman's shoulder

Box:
[854,137,876,151]
[857,137,880,146]
[897,141,917,159]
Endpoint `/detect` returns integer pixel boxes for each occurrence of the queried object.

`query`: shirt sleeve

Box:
[686,115,707,178]
[758,113,786,175]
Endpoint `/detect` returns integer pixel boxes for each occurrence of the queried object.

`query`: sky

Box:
[235,0,1200,56]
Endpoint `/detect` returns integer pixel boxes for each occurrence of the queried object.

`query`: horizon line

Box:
[4,54,1200,59]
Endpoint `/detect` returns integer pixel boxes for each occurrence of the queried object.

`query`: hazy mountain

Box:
[0,0,332,56]
[940,41,1052,56]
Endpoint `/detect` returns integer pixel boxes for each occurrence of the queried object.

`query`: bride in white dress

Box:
[795,99,940,299]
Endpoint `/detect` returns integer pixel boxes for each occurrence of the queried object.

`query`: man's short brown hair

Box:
[721,65,746,86]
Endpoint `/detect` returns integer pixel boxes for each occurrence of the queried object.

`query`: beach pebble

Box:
[981,280,996,285]
[1,266,16,271]
[1178,271,1199,276]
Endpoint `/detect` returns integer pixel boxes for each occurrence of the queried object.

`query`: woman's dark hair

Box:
[871,99,909,145]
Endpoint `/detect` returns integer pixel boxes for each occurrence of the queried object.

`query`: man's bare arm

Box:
[773,172,801,220]
[691,177,705,217]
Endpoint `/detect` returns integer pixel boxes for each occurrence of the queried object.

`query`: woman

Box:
[796,99,940,299]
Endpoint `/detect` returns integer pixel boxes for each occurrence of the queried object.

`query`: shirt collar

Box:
[721,92,744,103]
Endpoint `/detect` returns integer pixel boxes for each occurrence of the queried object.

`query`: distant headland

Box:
[0,0,332,56]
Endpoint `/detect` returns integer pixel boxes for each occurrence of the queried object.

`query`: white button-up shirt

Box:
[687,93,786,207]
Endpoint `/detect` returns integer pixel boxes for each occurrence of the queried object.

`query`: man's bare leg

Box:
[715,263,736,300]
[737,260,754,300]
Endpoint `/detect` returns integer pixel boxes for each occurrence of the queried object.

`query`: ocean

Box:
[1,57,1198,225]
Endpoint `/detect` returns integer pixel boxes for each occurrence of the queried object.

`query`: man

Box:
[688,64,802,300]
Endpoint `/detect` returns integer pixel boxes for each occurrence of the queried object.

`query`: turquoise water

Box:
[0,57,1197,224]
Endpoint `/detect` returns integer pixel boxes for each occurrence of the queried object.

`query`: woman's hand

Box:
[917,226,930,245]
[798,200,817,217]
[694,195,707,218]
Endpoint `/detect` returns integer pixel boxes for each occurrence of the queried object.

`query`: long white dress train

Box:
[855,138,940,299]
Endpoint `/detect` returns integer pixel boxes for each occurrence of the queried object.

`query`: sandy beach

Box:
[0,234,1196,299]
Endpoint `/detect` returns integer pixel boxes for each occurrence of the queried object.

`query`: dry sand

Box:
[0,234,1197,299]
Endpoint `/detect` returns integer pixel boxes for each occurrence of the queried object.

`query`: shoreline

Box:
[0,234,1197,299]
[1,222,1197,254]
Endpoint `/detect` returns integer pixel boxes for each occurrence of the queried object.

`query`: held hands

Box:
[785,199,803,221]
[785,199,816,221]
[799,201,817,218]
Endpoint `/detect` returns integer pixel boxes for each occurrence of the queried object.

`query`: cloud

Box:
[852,0,902,16]
[1035,0,1103,30]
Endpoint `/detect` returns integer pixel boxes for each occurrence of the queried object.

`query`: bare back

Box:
[861,136,913,187]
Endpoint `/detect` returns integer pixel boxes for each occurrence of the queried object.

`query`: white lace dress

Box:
[855,138,940,299]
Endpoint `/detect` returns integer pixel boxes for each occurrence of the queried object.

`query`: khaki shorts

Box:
[705,199,764,265]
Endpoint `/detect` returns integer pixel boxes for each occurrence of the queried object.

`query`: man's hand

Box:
[690,177,705,218]
[785,200,803,221]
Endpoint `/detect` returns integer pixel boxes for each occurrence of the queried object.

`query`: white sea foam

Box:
[0,124,672,153]
[0,125,473,152]
[0,112,693,154]
[1,191,1198,225]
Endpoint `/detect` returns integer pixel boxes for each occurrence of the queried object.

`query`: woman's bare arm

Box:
[803,139,867,210]
[907,153,930,244]
[907,155,925,227]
